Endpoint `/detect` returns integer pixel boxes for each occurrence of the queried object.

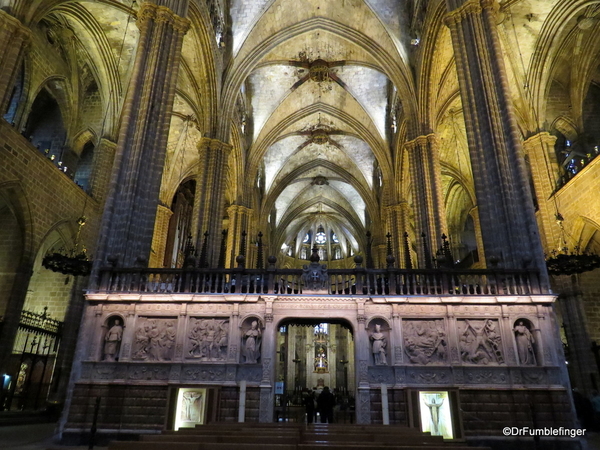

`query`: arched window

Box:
[24,88,66,160]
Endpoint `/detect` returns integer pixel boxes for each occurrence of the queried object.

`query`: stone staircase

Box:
[108,423,489,450]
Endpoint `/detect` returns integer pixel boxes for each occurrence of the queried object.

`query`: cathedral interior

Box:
[1,0,600,448]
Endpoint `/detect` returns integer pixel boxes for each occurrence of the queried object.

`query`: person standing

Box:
[317,386,335,423]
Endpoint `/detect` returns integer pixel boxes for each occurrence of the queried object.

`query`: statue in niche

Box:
[188,318,229,361]
[132,318,176,361]
[459,319,504,365]
[314,344,328,372]
[103,318,123,361]
[514,320,536,365]
[242,320,262,364]
[403,320,447,365]
[370,323,387,365]
[424,395,444,435]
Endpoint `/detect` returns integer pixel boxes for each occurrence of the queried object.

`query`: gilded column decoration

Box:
[444,0,547,281]
[94,2,190,270]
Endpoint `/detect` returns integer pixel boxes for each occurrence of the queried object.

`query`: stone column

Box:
[469,206,486,268]
[149,204,173,268]
[93,1,190,272]
[444,0,547,282]
[355,309,371,424]
[229,305,241,363]
[89,139,117,204]
[191,138,232,267]
[405,134,447,267]
[522,133,561,251]
[391,306,403,365]
[385,202,411,268]
[0,10,30,114]
[259,311,275,422]
[225,205,253,268]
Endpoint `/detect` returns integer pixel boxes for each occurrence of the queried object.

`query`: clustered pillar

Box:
[94,1,190,270]
[405,134,447,267]
[191,138,232,268]
[444,0,547,282]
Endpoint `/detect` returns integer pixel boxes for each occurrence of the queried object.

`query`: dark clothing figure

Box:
[304,391,315,424]
[317,387,336,423]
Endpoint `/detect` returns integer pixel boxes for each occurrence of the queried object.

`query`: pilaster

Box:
[93,2,190,271]
[191,138,232,267]
[385,203,410,268]
[0,10,30,113]
[444,0,547,284]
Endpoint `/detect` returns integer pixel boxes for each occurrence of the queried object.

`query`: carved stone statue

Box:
[243,320,262,364]
[403,320,447,365]
[459,319,504,365]
[370,324,387,365]
[514,320,536,365]
[424,395,444,435]
[132,318,176,361]
[103,319,123,361]
[187,318,229,361]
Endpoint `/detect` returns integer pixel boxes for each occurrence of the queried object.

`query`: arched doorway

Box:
[274,318,355,423]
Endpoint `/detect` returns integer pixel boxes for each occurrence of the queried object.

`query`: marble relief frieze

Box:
[457,319,504,365]
[186,318,229,361]
[403,319,447,365]
[131,317,177,361]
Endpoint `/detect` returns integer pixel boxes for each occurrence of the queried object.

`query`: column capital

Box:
[199,137,233,156]
[0,9,31,41]
[522,132,557,152]
[137,3,191,34]
[404,133,438,151]
[444,0,498,27]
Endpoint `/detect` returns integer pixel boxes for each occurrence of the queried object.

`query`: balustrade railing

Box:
[95,267,544,296]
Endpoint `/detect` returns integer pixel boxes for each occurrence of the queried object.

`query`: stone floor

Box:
[1,421,600,450]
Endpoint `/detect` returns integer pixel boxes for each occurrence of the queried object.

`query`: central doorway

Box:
[274,318,355,423]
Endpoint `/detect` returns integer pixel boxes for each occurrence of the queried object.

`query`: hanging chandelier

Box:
[42,216,92,276]
[545,213,600,276]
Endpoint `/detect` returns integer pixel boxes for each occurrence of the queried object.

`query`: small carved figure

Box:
[103,319,123,361]
[514,320,536,365]
[243,320,262,364]
[370,324,387,365]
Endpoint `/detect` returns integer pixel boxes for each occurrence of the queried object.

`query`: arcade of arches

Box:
[0,0,600,447]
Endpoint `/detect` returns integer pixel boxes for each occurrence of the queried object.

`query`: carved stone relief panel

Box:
[464,368,509,385]
[403,319,447,364]
[457,319,504,365]
[186,318,229,361]
[182,365,226,382]
[131,317,177,361]
[367,366,394,384]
